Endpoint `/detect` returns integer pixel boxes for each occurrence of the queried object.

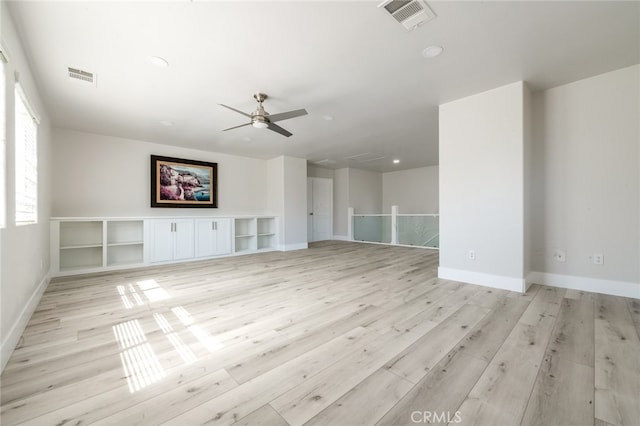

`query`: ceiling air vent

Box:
[68,67,96,86]
[344,152,386,163]
[378,0,436,31]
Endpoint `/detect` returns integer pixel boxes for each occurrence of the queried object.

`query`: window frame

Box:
[0,44,7,228]
[14,81,39,226]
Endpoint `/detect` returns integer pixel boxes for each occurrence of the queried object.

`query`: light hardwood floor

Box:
[1,241,639,426]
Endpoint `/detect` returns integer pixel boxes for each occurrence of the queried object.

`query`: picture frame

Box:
[150,155,218,208]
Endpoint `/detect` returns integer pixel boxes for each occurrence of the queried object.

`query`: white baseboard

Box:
[527,271,639,299]
[332,235,349,241]
[280,242,308,251]
[438,267,527,293]
[1,272,51,372]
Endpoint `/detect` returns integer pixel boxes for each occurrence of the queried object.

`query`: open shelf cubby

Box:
[257,217,276,250]
[106,220,144,266]
[59,221,103,249]
[107,220,143,245]
[107,243,144,267]
[60,246,103,271]
[234,218,256,252]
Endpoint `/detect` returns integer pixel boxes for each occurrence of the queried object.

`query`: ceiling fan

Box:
[220,93,308,137]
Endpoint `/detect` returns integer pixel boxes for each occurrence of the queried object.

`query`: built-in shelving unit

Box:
[233,216,277,253]
[52,215,279,277]
[52,218,146,276]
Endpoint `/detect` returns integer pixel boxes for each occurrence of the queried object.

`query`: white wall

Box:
[382,166,439,214]
[267,156,308,250]
[307,164,334,179]
[333,168,349,239]
[267,157,285,247]
[523,84,533,280]
[51,128,268,217]
[282,156,308,249]
[1,4,53,371]
[348,168,382,214]
[531,65,639,293]
[439,81,528,292]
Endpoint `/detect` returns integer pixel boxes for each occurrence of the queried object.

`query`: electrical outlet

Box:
[468,250,476,260]
[592,254,604,265]
[553,249,566,262]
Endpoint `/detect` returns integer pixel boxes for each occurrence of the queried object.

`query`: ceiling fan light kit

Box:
[220,92,308,137]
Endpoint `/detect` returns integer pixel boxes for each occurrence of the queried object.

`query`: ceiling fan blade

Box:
[267,122,293,137]
[267,108,308,123]
[219,104,252,118]
[222,122,252,131]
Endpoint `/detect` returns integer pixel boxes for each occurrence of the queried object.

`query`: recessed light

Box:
[148,56,169,68]
[422,45,443,58]
[393,159,400,164]
[243,137,252,142]
[322,115,334,121]
[159,120,173,126]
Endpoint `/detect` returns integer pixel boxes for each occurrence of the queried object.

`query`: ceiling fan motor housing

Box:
[251,105,270,125]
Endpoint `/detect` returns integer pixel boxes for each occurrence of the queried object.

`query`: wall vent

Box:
[68,67,96,86]
[378,0,436,31]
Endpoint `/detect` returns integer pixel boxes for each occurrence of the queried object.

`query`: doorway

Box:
[307,177,333,242]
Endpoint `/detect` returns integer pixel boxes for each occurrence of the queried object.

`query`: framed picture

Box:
[151,155,218,208]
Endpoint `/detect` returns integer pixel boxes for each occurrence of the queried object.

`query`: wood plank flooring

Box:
[1,241,638,426]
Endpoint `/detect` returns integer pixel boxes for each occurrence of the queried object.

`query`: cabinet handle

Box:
[212,221,215,231]
[215,222,217,231]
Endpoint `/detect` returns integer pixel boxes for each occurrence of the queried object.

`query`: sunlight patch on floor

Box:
[154,313,198,364]
[138,279,171,302]
[113,319,166,393]
[172,306,224,353]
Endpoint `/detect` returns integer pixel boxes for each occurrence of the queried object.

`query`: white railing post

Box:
[348,207,354,241]
[391,205,399,245]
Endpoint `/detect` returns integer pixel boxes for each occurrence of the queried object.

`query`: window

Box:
[14,83,39,225]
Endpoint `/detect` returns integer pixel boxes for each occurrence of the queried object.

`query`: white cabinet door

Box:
[149,220,174,263]
[214,218,232,255]
[173,219,195,260]
[195,218,232,257]
[148,219,194,262]
[195,219,215,258]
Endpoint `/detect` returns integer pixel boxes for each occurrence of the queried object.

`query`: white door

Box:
[307,178,333,242]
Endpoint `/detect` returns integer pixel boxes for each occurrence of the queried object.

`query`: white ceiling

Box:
[6,1,639,172]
